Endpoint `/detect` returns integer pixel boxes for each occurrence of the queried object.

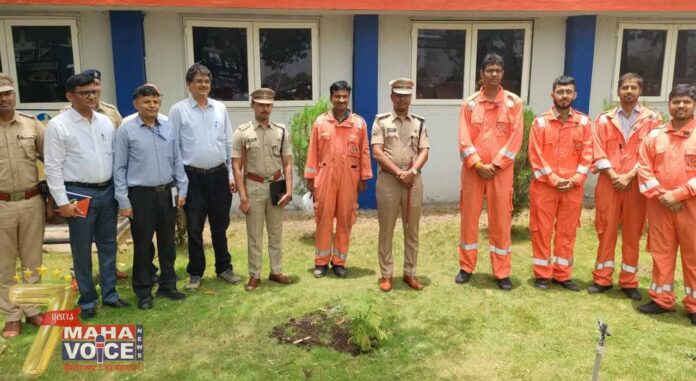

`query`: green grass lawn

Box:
[1,207,695,380]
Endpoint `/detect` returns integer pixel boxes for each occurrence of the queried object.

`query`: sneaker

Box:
[534,278,550,290]
[621,287,642,301]
[496,277,512,291]
[156,288,187,300]
[332,265,348,278]
[313,265,329,278]
[217,269,242,284]
[454,269,472,284]
[587,283,612,294]
[185,275,202,291]
[552,279,580,292]
[637,301,673,314]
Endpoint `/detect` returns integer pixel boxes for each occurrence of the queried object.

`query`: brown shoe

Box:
[26,313,44,327]
[402,275,424,290]
[379,277,393,292]
[2,321,21,338]
[245,277,260,291]
[116,270,129,280]
[268,273,292,285]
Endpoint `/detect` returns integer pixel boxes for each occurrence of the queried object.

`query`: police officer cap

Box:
[251,88,275,104]
[81,69,102,81]
[0,74,14,93]
[389,78,414,95]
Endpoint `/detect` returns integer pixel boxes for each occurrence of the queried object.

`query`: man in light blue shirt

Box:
[169,63,241,290]
[114,84,188,310]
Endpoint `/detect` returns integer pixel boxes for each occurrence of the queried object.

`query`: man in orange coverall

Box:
[304,80,373,278]
[589,73,661,300]
[528,75,592,292]
[637,84,696,326]
[456,53,523,291]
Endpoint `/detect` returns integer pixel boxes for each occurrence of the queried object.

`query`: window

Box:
[411,22,532,104]
[615,23,696,101]
[0,19,80,109]
[185,19,318,106]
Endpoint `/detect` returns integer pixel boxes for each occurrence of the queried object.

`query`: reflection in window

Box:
[416,29,465,100]
[673,30,696,87]
[619,29,667,97]
[475,29,525,96]
[192,26,249,101]
[12,26,74,103]
[259,28,312,101]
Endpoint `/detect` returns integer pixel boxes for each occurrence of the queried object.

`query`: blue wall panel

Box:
[564,16,597,114]
[109,11,146,117]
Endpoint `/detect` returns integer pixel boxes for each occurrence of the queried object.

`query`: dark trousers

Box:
[129,186,178,299]
[66,184,119,309]
[184,167,232,276]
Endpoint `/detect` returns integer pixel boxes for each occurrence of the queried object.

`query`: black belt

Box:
[65,179,112,188]
[184,163,226,175]
[129,182,175,193]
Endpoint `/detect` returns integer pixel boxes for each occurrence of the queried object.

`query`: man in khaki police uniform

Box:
[232,88,294,291]
[0,74,45,338]
[371,78,430,292]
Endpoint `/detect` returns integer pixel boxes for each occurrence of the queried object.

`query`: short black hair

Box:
[618,72,644,89]
[132,85,161,100]
[65,74,95,92]
[669,84,696,101]
[185,63,212,84]
[552,75,576,91]
[329,80,351,96]
[480,53,505,71]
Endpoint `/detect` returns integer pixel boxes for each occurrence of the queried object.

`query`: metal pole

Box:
[591,320,610,381]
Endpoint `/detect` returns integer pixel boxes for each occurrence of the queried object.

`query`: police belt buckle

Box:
[155,185,167,192]
[10,191,24,201]
[264,175,275,182]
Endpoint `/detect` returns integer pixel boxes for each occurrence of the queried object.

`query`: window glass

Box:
[673,29,696,87]
[619,29,667,97]
[475,29,526,96]
[415,29,466,100]
[12,26,74,103]
[192,26,249,101]
[259,28,312,101]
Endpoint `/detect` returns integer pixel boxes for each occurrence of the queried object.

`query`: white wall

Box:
[79,12,117,105]
[378,15,566,203]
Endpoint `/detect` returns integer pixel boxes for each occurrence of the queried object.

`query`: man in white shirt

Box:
[45,74,129,320]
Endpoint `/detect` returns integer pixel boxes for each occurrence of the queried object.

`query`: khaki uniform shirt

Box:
[62,100,123,128]
[232,121,292,177]
[371,111,430,168]
[0,112,44,193]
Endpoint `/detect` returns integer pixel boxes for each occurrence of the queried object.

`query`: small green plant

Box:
[349,306,388,353]
[290,98,331,193]
[512,107,535,216]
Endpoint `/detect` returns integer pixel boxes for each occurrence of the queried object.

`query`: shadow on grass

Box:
[305,266,376,279]
[461,273,524,291]
[386,275,433,291]
[523,276,592,291]
[510,225,530,242]
[299,232,315,246]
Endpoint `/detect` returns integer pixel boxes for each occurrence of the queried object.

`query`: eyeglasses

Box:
[72,90,100,97]
[554,89,576,96]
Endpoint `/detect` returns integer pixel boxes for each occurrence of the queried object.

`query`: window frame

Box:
[410,21,533,105]
[184,18,319,108]
[1,18,81,110]
[613,22,696,102]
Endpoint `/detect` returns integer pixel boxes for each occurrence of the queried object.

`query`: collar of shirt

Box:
[187,94,211,110]
[328,109,352,124]
[665,118,696,137]
[67,107,95,123]
[550,107,575,121]
[0,112,19,125]
[137,114,165,137]
[254,121,272,130]
[616,104,642,118]
[389,111,411,123]
[477,86,505,105]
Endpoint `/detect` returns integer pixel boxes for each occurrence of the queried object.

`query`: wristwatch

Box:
[411,168,419,175]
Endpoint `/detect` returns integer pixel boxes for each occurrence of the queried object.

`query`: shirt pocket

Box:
[685,147,696,173]
[17,134,38,160]
[347,134,360,158]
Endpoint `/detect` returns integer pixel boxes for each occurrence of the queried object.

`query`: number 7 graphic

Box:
[9,284,76,376]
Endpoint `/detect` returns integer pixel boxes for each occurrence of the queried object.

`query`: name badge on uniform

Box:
[246,137,257,143]
[387,128,397,133]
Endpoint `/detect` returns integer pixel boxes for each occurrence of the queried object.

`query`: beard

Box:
[553,100,571,111]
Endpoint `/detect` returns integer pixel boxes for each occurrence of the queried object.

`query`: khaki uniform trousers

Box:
[0,196,44,321]
[376,171,423,278]
[245,180,284,278]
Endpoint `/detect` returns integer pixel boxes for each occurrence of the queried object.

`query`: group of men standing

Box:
[2,52,696,338]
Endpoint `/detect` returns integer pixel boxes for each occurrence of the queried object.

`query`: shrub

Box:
[289,98,331,194]
[349,306,388,353]
[512,107,536,216]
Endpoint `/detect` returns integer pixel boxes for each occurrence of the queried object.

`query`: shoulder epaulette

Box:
[375,112,390,121]
[411,113,425,122]
[579,115,590,125]
[598,113,609,124]
[535,116,546,128]
[271,121,286,130]
[465,92,481,110]
[354,114,366,129]
[648,127,663,138]
[503,90,521,108]
[17,112,37,120]
[100,102,117,110]
[238,121,253,131]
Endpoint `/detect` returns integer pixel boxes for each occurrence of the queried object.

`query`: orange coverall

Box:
[592,106,661,288]
[528,108,592,281]
[458,88,523,279]
[304,111,373,267]
[638,119,696,313]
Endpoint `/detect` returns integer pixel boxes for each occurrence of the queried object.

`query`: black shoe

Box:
[332,265,348,278]
[313,265,328,278]
[534,278,550,290]
[621,287,642,301]
[497,277,512,291]
[138,297,154,310]
[156,289,187,301]
[552,279,580,292]
[587,283,612,294]
[688,313,696,326]
[637,301,672,314]
[454,270,472,284]
[103,298,130,308]
[80,307,96,320]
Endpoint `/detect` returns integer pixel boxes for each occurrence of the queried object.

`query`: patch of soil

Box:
[271,311,360,356]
